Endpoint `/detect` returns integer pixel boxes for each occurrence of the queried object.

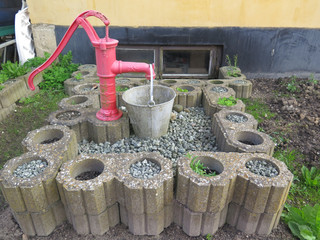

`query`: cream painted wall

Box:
[26,0,320,28]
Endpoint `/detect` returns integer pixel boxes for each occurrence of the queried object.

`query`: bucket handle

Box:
[147,64,155,107]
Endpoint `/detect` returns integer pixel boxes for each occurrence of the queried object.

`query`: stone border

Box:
[0,77,29,109]
[56,154,119,235]
[0,151,65,236]
[228,79,253,98]
[159,79,186,87]
[58,94,100,109]
[171,84,202,108]
[218,66,246,80]
[64,76,99,96]
[205,79,229,87]
[21,125,78,163]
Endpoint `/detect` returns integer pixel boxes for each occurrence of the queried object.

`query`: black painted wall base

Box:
[55,26,320,78]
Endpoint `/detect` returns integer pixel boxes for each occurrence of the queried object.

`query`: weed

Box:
[23,53,49,69]
[217,96,237,106]
[308,73,318,85]
[286,76,300,93]
[206,233,213,240]
[273,149,302,173]
[282,204,320,240]
[176,87,189,93]
[187,153,217,177]
[0,61,29,84]
[241,98,276,123]
[301,166,320,188]
[74,72,83,80]
[116,86,129,92]
[225,54,241,77]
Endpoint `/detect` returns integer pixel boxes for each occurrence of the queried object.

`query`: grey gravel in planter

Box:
[21,125,78,163]
[0,152,66,236]
[58,94,100,109]
[56,154,119,235]
[115,152,173,235]
[47,108,88,142]
[213,109,258,150]
[172,85,202,107]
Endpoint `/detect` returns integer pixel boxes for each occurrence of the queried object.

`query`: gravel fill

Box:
[233,80,247,84]
[211,86,228,93]
[57,111,81,120]
[130,159,161,179]
[184,80,201,84]
[13,160,48,178]
[226,113,248,123]
[246,159,279,177]
[78,107,217,167]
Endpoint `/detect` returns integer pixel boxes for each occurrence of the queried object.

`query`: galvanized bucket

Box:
[122,85,176,138]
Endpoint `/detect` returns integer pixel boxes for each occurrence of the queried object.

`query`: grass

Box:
[241,98,276,123]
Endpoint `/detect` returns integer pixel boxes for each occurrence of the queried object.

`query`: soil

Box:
[75,171,102,180]
[40,137,62,144]
[0,77,318,239]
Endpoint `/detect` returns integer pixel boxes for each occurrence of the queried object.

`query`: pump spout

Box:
[111,61,155,79]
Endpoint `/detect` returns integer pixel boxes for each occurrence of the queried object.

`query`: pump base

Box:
[96,108,123,121]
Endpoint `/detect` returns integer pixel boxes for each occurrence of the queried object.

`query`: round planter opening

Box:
[191,156,224,176]
[130,158,161,179]
[235,131,264,146]
[71,159,104,181]
[163,80,177,84]
[116,79,130,84]
[56,110,81,121]
[185,80,201,84]
[209,80,224,85]
[226,113,248,123]
[177,85,195,92]
[34,129,64,144]
[66,96,88,105]
[78,84,99,92]
[246,158,279,177]
[13,158,48,179]
[233,80,247,84]
[211,86,228,93]
[116,85,130,92]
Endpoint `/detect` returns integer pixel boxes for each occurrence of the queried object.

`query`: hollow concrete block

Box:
[58,94,100,109]
[71,214,90,235]
[21,125,78,163]
[256,211,278,235]
[20,183,49,213]
[226,202,241,227]
[236,207,261,234]
[31,207,56,236]
[244,181,271,213]
[159,79,185,87]
[64,76,99,96]
[181,79,207,87]
[172,84,202,108]
[87,110,130,144]
[88,208,110,235]
[218,66,246,80]
[176,152,241,214]
[182,207,203,237]
[12,211,36,236]
[0,77,28,108]
[77,64,97,75]
[0,103,16,122]
[205,79,230,87]
[228,79,253,98]
[47,108,88,142]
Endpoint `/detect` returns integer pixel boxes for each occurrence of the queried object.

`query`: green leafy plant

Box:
[287,75,300,93]
[176,87,189,93]
[301,166,320,188]
[217,96,237,106]
[116,86,129,92]
[225,54,241,77]
[0,61,29,83]
[206,233,213,240]
[74,72,83,80]
[23,53,49,69]
[187,153,217,177]
[308,73,318,85]
[282,204,320,240]
[39,51,79,90]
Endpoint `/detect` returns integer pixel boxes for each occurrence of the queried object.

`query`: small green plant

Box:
[206,233,213,240]
[0,61,29,84]
[217,96,237,106]
[74,72,83,80]
[187,153,217,177]
[282,204,320,240]
[301,166,320,188]
[116,86,129,92]
[286,75,300,93]
[23,53,49,69]
[225,54,241,77]
[176,87,189,93]
[308,73,318,85]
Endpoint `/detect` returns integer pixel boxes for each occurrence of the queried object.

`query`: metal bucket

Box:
[122,85,176,138]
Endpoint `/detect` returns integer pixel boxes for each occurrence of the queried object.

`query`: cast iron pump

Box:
[28,10,155,121]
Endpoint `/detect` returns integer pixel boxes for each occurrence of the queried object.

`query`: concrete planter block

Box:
[64,76,99,96]
[181,79,207,87]
[173,200,227,237]
[172,85,202,108]
[159,79,185,87]
[21,125,78,163]
[213,110,258,149]
[87,110,130,144]
[0,103,16,122]
[222,129,275,156]
[0,151,62,213]
[78,64,97,74]
[127,78,159,87]
[47,108,88,142]
[116,84,131,107]
[24,71,43,87]
[228,79,253,98]
[72,82,100,95]
[205,79,230,87]
[119,204,169,235]
[234,153,293,214]
[71,69,97,79]
[115,152,173,215]
[0,77,28,108]
[176,152,242,214]
[218,66,246,80]
[58,94,100,109]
